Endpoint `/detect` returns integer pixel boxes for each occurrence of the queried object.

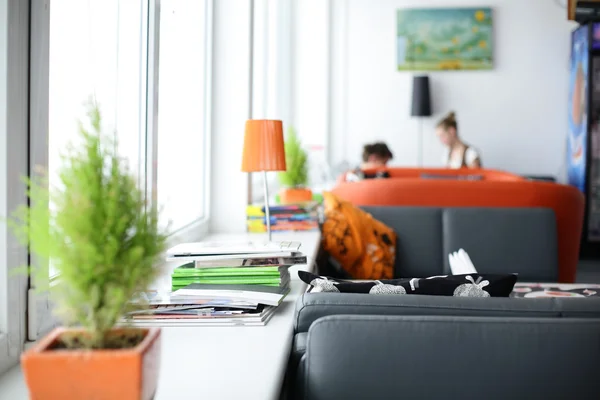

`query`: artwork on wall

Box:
[396,7,493,71]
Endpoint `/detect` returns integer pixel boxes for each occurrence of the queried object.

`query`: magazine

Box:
[130,291,259,309]
[194,255,308,268]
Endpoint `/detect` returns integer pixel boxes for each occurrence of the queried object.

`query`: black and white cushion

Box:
[299,271,517,298]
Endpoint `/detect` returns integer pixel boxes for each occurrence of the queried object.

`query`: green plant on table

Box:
[8,100,168,349]
[278,126,309,188]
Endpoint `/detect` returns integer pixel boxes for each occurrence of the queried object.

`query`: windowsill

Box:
[0,229,321,400]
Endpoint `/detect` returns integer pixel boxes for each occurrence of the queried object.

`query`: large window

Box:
[24,0,212,344]
[47,0,147,278]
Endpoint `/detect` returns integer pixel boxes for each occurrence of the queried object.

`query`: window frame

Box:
[0,0,30,375]
[26,0,214,340]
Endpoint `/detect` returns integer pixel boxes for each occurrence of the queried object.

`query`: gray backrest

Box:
[442,207,558,281]
[363,207,444,277]
[302,315,600,400]
[361,206,558,281]
[294,292,600,333]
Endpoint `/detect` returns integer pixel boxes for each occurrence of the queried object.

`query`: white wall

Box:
[330,0,577,178]
[210,0,251,233]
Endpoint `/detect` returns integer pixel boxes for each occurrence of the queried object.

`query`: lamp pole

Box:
[262,170,272,242]
[417,118,423,167]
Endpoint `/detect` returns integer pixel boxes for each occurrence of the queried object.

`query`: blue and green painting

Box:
[397,8,493,71]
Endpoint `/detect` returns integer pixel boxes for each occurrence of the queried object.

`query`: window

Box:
[47,0,147,279]
[27,0,213,342]
[24,0,150,341]
[0,0,29,376]
[157,0,211,235]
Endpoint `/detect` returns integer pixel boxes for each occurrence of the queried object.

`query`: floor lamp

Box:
[241,119,287,242]
[411,75,432,167]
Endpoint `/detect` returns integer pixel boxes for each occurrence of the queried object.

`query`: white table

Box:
[0,231,321,400]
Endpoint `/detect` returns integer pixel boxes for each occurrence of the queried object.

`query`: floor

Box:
[577,259,600,283]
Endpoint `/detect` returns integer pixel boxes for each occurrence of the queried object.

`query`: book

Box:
[173,283,291,306]
[171,271,291,291]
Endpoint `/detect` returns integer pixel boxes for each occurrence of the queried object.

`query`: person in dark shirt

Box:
[342,142,393,182]
[360,142,393,169]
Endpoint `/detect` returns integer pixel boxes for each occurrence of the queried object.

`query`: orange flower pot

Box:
[21,327,161,400]
[280,188,313,204]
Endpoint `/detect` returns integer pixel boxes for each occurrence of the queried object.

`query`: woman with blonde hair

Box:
[436,111,482,169]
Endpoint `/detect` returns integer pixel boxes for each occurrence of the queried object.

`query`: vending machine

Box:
[568,23,600,257]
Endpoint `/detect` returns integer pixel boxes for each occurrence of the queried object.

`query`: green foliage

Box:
[8,100,168,349]
[278,126,309,188]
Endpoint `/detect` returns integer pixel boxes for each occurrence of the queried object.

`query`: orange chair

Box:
[332,178,584,283]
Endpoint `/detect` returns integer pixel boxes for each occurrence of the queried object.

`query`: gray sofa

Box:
[326,206,560,281]
[300,315,600,400]
[285,206,600,399]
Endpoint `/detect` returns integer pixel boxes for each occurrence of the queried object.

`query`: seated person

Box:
[436,111,482,169]
[343,142,393,182]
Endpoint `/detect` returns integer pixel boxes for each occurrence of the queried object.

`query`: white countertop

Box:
[0,230,321,400]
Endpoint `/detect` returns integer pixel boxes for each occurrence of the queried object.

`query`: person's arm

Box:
[465,148,482,168]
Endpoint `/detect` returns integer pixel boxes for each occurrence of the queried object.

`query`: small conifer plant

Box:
[8,100,168,349]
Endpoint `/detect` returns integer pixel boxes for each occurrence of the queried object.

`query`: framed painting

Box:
[397,7,493,71]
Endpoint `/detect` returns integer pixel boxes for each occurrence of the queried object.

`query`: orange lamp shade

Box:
[241,119,287,172]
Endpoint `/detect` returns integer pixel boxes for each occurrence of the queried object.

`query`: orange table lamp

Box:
[241,119,287,241]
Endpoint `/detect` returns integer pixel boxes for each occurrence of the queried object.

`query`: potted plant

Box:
[8,101,168,400]
[278,126,313,204]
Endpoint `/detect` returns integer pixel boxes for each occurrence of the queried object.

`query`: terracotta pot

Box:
[280,188,313,204]
[21,327,161,400]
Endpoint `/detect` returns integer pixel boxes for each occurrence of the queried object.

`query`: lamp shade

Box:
[411,75,432,117]
[241,119,287,172]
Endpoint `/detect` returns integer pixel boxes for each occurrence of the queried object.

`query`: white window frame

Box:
[27,0,214,340]
[0,0,30,375]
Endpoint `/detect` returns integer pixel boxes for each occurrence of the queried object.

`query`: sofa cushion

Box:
[361,206,444,278]
[298,271,517,298]
[302,315,600,400]
[442,207,558,281]
[321,192,396,279]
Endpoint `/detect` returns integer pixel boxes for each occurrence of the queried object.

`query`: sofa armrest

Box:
[303,315,600,400]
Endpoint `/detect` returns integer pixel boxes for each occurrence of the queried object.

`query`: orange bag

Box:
[321,192,396,280]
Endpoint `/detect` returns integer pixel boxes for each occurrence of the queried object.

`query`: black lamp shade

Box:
[411,75,432,117]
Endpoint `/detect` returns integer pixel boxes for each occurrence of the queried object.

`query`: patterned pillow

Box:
[298,271,517,298]
[320,192,396,280]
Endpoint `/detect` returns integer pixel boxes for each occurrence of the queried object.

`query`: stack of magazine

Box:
[246,203,320,233]
[122,241,306,327]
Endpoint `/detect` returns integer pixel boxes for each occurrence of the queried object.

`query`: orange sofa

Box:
[331,176,584,283]
[339,167,524,183]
